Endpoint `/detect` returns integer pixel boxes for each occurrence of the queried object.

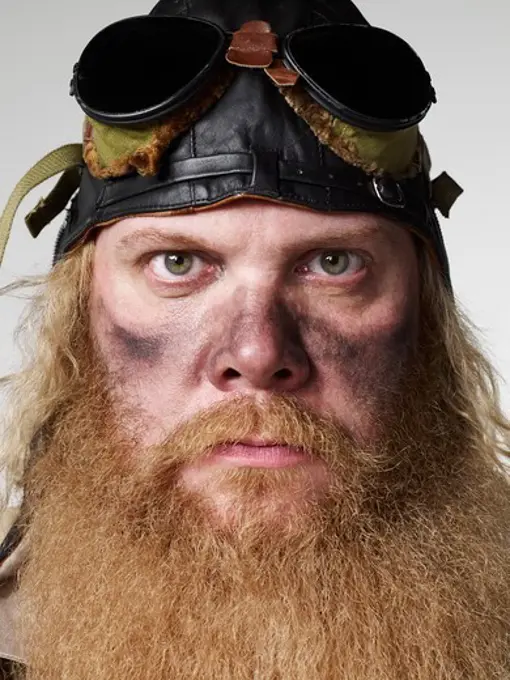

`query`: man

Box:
[0,0,508,678]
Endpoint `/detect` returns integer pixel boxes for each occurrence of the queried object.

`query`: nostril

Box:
[224,368,241,379]
[274,368,292,380]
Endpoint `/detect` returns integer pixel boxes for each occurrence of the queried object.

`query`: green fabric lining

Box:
[87,118,155,169]
[331,120,419,176]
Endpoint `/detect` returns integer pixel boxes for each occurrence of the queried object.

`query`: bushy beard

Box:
[18,338,510,680]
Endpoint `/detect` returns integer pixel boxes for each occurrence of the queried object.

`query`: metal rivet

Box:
[372,176,405,209]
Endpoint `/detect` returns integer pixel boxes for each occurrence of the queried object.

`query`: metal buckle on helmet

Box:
[372,175,406,209]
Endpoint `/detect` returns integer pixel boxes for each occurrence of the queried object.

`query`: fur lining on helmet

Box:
[280,84,421,179]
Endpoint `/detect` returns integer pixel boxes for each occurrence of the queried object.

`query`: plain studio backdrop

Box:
[0,0,509,417]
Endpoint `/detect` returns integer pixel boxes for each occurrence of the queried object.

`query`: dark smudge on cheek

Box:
[110,323,166,364]
[300,311,418,402]
[92,294,167,365]
[92,297,197,381]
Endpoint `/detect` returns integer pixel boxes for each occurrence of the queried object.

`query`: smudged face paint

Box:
[110,322,166,364]
[89,200,419,504]
[298,311,417,412]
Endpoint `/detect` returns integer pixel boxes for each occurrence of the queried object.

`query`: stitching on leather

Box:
[190,126,197,160]
[190,126,197,206]
[97,191,370,212]
[96,185,107,210]
[312,9,328,23]
[315,133,323,169]
[251,147,281,155]
[247,146,256,188]
[326,185,331,209]
[317,141,331,210]
[101,190,374,212]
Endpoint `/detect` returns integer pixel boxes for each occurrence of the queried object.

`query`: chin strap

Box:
[0,144,83,267]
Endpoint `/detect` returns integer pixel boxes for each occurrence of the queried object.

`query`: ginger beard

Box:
[18,293,510,680]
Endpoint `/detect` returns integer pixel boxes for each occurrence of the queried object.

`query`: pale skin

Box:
[90,201,420,510]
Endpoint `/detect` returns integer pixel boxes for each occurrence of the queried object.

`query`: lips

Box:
[208,441,311,468]
[237,437,280,447]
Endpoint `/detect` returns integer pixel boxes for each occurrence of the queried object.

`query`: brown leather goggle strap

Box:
[265,59,299,87]
[226,21,277,68]
[226,21,299,87]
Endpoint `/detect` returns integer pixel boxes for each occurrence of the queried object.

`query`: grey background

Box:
[0,0,509,412]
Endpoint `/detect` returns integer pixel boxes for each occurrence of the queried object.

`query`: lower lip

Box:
[208,444,311,468]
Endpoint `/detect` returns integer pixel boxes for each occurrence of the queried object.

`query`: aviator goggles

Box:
[71,16,436,132]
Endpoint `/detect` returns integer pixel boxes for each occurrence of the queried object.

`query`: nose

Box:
[206,299,311,393]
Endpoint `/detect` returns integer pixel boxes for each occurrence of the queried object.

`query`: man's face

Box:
[89,201,419,521]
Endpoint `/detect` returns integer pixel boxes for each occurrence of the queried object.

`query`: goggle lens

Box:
[74,16,225,124]
[284,24,435,130]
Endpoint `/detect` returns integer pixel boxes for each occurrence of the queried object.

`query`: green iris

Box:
[164,253,194,276]
[320,252,350,275]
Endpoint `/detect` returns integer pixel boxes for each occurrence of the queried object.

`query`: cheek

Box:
[89,292,205,441]
[93,308,197,375]
[300,302,419,404]
[108,323,166,364]
[89,271,202,388]
[91,249,203,363]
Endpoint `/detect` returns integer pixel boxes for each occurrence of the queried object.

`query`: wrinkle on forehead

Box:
[104,205,411,261]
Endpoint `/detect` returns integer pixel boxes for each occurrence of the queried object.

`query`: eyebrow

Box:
[116,221,393,257]
[117,229,214,257]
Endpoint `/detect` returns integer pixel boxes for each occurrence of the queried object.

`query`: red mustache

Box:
[144,395,357,469]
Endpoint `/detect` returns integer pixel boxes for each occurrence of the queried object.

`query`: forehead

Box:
[96,201,412,254]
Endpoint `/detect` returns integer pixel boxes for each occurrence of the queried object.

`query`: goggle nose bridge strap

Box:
[225,21,299,87]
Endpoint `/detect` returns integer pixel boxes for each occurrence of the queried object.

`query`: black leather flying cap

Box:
[55,0,451,284]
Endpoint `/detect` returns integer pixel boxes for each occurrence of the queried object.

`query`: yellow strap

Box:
[0,144,83,267]
[25,166,82,239]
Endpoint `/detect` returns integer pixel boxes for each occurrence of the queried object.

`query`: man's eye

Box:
[305,251,365,277]
[149,252,205,280]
